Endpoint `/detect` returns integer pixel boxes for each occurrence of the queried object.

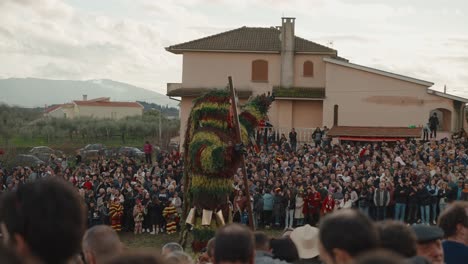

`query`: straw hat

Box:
[289,224,320,259]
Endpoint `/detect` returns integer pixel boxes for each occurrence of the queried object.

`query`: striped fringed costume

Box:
[163,205,177,234]
[109,200,123,232]
[182,89,274,250]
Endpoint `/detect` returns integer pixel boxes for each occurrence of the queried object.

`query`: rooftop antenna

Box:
[444,84,447,94]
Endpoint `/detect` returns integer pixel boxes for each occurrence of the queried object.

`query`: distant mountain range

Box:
[0,78,179,108]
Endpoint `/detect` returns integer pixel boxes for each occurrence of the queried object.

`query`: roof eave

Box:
[166,48,280,54]
[427,89,468,103]
[324,58,434,87]
[274,97,325,100]
[296,51,337,55]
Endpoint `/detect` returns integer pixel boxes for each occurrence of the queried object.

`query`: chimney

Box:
[280,17,295,89]
[83,94,87,101]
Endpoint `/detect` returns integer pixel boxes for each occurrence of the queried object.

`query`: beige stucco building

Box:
[167,18,467,145]
[45,96,143,120]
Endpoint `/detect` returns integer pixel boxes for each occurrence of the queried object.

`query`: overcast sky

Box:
[1,0,467,97]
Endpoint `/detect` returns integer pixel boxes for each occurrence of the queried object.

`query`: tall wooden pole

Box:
[228,76,254,230]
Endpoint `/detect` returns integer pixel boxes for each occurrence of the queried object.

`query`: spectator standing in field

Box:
[214,224,254,264]
[437,201,468,264]
[289,128,298,152]
[254,232,289,264]
[394,179,409,222]
[0,179,86,264]
[412,224,445,264]
[374,182,390,221]
[110,197,124,232]
[311,127,322,148]
[429,113,439,139]
[294,190,305,226]
[133,199,144,235]
[422,123,430,141]
[82,225,123,264]
[144,141,153,164]
[318,210,379,264]
[290,224,321,264]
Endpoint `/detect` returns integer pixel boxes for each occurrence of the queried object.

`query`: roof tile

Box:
[73,101,143,108]
[167,27,336,54]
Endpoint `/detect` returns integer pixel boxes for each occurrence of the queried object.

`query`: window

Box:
[303,61,314,77]
[251,60,268,82]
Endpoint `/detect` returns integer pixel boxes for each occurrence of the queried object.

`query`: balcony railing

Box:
[167,83,182,94]
[253,127,318,143]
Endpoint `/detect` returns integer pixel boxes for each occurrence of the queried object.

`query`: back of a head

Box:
[270,238,299,263]
[105,251,164,264]
[214,224,254,264]
[0,179,86,264]
[162,242,183,255]
[376,220,417,258]
[207,238,216,258]
[437,201,468,238]
[166,251,194,264]
[319,209,378,258]
[83,225,123,263]
[354,250,405,264]
[254,231,269,251]
[0,243,23,264]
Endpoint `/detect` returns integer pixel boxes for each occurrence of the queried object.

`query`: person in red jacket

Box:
[304,186,322,226]
[311,186,322,225]
[83,176,93,190]
[321,192,336,216]
[144,141,153,164]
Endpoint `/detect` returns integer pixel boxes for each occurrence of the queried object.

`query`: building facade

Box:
[167,18,467,146]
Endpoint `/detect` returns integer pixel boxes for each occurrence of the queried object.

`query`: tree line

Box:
[0,104,180,147]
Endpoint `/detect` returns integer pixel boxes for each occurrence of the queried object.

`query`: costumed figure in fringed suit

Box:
[181,89,273,251]
[133,199,144,234]
[163,204,178,234]
[109,198,123,232]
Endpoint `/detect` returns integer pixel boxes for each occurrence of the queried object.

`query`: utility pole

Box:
[159,110,162,145]
[228,76,254,230]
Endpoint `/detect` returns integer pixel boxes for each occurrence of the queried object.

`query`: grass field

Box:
[119,228,284,251]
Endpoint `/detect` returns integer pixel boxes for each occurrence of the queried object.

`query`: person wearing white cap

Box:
[289,224,321,264]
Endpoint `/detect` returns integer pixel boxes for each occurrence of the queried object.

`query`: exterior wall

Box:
[293,100,323,128]
[75,106,143,119]
[182,52,279,95]
[179,96,195,150]
[48,108,66,118]
[324,63,456,131]
[294,55,327,88]
[180,52,329,130]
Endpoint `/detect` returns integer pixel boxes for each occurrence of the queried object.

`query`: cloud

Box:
[0,0,467,98]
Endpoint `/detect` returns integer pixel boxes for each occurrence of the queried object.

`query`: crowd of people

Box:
[1,128,468,232]
[0,127,467,263]
[0,176,466,264]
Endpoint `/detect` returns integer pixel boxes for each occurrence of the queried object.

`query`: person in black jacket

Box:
[284,189,296,228]
[417,182,431,225]
[429,113,439,139]
[394,179,409,222]
[407,183,419,224]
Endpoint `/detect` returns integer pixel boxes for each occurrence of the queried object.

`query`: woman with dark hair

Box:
[270,238,299,263]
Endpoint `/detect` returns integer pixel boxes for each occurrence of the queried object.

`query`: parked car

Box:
[78,144,107,160]
[29,146,63,162]
[14,154,45,167]
[116,147,145,160]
